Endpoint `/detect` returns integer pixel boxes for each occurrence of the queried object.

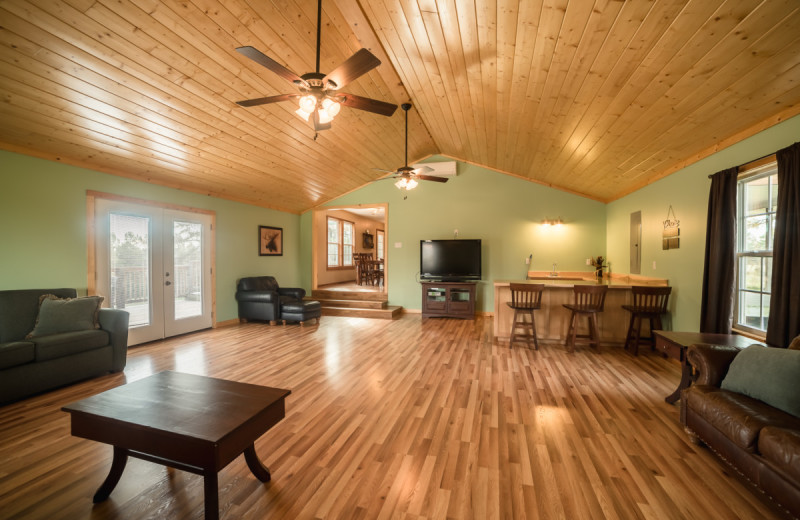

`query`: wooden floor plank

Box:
[0,315,790,519]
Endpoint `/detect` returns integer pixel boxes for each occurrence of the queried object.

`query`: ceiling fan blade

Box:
[333,93,398,117]
[411,165,434,174]
[236,46,307,87]
[372,167,398,174]
[236,93,299,107]
[313,111,332,132]
[416,175,448,183]
[323,49,381,90]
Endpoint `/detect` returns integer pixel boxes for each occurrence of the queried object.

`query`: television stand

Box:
[421,281,476,319]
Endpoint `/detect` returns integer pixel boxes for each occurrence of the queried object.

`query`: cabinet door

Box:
[448,288,472,312]
[425,287,447,310]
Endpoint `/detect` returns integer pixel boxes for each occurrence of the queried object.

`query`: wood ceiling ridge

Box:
[385,4,460,157]
[434,0,486,165]
[500,1,542,173]
[417,3,479,162]
[365,0,459,157]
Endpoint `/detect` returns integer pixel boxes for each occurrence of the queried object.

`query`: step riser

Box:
[312,290,387,302]
[322,306,403,320]
[317,299,386,309]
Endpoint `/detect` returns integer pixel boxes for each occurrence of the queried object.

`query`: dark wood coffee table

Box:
[654,330,762,404]
[62,371,290,520]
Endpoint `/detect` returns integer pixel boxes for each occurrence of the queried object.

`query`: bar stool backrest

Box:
[630,286,671,312]
[509,283,544,309]
[572,285,608,311]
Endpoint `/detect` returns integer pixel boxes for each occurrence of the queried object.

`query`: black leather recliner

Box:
[235,276,321,324]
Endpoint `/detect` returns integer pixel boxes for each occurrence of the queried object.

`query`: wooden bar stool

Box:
[506,283,544,350]
[563,285,608,353]
[622,286,672,355]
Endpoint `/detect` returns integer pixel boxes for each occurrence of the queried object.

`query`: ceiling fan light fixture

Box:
[299,94,316,112]
[321,97,340,117]
[295,106,312,122]
[317,110,333,124]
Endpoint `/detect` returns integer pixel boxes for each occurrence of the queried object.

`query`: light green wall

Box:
[606,115,800,331]
[318,161,607,312]
[0,150,301,322]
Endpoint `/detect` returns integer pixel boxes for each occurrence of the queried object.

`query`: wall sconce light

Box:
[542,217,564,227]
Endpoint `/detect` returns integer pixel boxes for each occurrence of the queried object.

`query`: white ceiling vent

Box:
[412,161,457,177]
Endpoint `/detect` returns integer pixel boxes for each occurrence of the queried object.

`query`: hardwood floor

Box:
[0,316,788,519]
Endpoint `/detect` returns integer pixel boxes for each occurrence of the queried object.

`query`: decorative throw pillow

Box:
[26,294,104,338]
[788,335,800,350]
[721,345,800,418]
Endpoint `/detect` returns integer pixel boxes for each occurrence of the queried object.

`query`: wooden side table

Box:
[653,331,762,404]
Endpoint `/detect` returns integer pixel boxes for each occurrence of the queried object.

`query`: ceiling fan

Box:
[234,0,397,132]
[375,103,448,191]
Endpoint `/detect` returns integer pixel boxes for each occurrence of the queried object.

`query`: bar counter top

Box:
[493,272,669,345]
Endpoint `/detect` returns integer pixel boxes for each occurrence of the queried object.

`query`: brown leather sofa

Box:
[682,344,800,519]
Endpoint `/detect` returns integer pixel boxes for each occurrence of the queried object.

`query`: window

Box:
[327,217,354,268]
[376,229,385,260]
[735,163,778,334]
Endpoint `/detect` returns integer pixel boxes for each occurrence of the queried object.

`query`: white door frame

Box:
[88,192,216,345]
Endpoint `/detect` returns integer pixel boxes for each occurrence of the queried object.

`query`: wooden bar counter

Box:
[494,272,668,346]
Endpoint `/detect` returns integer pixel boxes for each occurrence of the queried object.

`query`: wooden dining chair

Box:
[506,283,544,350]
[562,285,608,353]
[622,286,672,355]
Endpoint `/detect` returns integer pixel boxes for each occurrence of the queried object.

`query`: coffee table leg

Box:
[243,444,271,482]
[203,471,219,520]
[665,361,694,404]
[93,446,128,503]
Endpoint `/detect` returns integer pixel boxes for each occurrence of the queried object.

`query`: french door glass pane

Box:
[173,220,203,320]
[110,213,150,327]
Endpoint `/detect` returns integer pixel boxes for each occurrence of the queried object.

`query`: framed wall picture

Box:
[363,231,374,249]
[259,226,283,256]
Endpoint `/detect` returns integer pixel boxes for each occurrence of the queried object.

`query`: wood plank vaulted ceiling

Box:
[1,0,799,214]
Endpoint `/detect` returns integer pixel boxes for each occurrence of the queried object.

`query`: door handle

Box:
[165,281,172,286]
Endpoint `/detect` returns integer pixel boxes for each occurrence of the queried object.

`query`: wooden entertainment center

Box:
[421,281,476,319]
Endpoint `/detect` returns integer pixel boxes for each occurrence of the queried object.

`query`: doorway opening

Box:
[312,204,388,295]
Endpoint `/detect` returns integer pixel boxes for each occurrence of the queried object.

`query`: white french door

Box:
[95,199,213,346]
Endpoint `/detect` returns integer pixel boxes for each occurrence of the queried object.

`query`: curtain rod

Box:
[708,151,776,178]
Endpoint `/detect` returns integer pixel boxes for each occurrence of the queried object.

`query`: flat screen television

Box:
[420,239,482,281]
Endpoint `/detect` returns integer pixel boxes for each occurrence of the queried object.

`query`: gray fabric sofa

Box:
[0,288,129,405]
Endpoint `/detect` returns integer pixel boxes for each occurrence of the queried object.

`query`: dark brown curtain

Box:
[766,142,800,347]
[700,167,738,333]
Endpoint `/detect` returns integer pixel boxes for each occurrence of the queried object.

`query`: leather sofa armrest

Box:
[235,290,279,303]
[99,308,129,372]
[279,287,306,300]
[686,344,740,387]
